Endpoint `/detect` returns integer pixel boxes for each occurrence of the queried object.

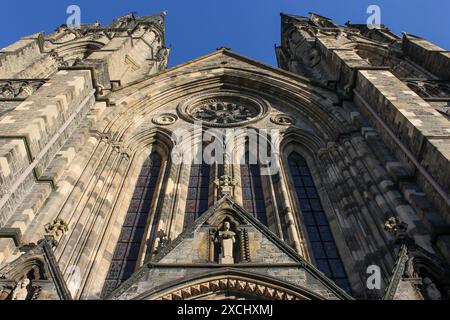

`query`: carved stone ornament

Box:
[156,277,301,300]
[152,113,178,126]
[44,218,69,240]
[384,217,408,234]
[178,92,270,127]
[270,114,296,126]
[11,276,31,300]
[384,216,409,243]
[0,80,47,100]
[214,175,238,197]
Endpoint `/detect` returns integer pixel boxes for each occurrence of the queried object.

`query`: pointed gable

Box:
[108,196,353,300]
[155,196,299,265]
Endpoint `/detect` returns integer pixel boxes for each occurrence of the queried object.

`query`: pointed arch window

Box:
[101,152,163,297]
[183,163,211,230]
[288,152,350,291]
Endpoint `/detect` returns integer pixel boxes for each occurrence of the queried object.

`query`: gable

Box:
[110,49,336,108]
[108,196,353,300]
[155,196,299,265]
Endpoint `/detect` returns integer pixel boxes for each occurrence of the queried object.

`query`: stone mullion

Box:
[167,163,187,241]
[210,163,220,203]
[138,155,169,266]
[158,162,186,242]
[55,141,116,270]
[262,172,284,239]
[232,164,243,205]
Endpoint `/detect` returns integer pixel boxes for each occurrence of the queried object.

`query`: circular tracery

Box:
[191,99,259,124]
[178,92,269,127]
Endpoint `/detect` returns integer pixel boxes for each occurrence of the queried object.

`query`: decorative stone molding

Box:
[404,79,450,99]
[270,114,296,126]
[155,276,302,300]
[0,80,47,100]
[384,217,410,244]
[317,141,338,158]
[152,113,178,126]
[214,175,238,197]
[177,92,270,127]
[44,219,69,241]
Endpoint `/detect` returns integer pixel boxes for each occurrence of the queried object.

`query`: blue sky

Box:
[1,0,448,67]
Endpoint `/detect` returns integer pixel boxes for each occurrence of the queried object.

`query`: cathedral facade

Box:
[0,12,449,300]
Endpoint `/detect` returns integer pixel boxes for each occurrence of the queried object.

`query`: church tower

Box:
[0,12,448,300]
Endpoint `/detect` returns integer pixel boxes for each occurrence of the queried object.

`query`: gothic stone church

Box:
[0,12,449,301]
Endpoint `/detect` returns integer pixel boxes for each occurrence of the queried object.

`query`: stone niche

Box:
[208,216,250,264]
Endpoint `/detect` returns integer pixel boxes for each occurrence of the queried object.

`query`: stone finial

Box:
[44,218,69,241]
[214,175,238,197]
[384,217,409,243]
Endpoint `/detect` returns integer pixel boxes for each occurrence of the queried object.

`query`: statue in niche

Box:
[11,276,31,300]
[214,220,237,264]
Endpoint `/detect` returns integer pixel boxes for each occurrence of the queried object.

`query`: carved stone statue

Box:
[216,221,236,264]
[11,277,30,300]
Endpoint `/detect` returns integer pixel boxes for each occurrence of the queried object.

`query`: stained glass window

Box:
[183,163,211,230]
[241,163,268,226]
[101,153,162,298]
[288,152,350,292]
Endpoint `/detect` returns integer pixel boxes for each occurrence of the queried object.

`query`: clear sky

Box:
[1,0,448,68]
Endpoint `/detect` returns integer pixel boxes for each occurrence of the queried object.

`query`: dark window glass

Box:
[183,163,211,230]
[101,153,162,298]
[240,163,268,226]
[288,152,350,292]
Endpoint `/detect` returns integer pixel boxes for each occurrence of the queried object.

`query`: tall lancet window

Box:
[183,163,211,230]
[101,152,163,297]
[288,152,350,291]
[241,152,268,226]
